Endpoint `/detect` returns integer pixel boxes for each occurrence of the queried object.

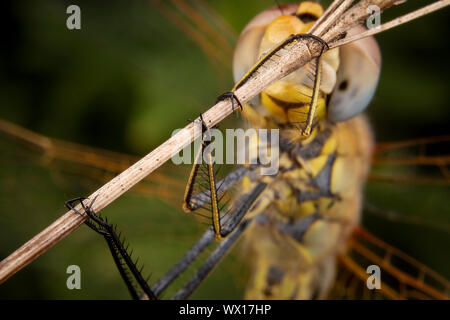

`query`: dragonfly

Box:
[0,0,449,299]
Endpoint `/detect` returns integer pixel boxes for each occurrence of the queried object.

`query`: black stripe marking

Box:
[266,94,309,109]
[296,13,319,23]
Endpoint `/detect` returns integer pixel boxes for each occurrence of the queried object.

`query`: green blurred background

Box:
[0,0,449,299]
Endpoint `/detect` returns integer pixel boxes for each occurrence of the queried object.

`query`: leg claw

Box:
[216,91,243,112]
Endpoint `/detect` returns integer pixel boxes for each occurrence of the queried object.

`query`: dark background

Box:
[0,0,449,299]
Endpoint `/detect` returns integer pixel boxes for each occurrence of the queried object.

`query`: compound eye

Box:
[232,4,298,83]
[328,26,381,122]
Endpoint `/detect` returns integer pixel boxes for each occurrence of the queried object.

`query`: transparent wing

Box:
[330,228,450,299]
[0,118,186,204]
[371,135,450,185]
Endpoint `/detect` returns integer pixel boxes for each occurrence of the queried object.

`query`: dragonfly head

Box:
[233,2,381,132]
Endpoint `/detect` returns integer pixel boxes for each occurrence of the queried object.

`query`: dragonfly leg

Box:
[65,197,88,217]
[156,183,266,298]
[152,228,216,296]
[233,33,328,91]
[188,113,209,132]
[216,91,243,112]
[184,111,265,241]
[184,106,265,241]
[64,197,157,300]
[171,218,251,300]
[183,113,226,241]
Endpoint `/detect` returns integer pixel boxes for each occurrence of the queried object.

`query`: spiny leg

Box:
[228,33,328,136]
[65,197,140,298]
[184,110,266,241]
[233,33,328,91]
[183,114,228,241]
[156,182,267,297]
[300,34,329,136]
[65,197,156,300]
[159,167,258,296]
[183,114,209,212]
[151,228,215,297]
[171,218,251,300]
[185,166,256,211]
